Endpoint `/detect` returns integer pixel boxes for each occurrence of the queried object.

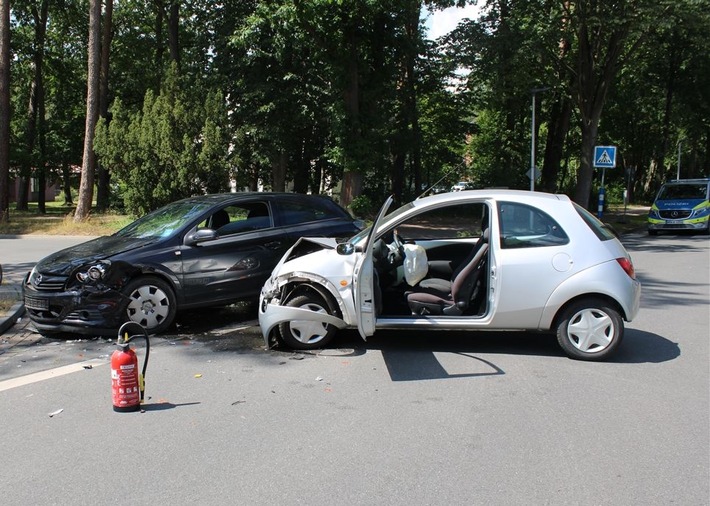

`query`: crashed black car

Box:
[23,193,362,337]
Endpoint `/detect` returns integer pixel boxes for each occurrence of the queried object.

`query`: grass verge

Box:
[0,201,130,236]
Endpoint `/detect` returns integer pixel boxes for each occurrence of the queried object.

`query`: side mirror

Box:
[336,242,355,255]
[185,228,218,246]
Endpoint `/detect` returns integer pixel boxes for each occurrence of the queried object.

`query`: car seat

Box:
[406,228,489,316]
[209,209,230,230]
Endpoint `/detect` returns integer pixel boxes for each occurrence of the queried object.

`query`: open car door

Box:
[353,195,394,340]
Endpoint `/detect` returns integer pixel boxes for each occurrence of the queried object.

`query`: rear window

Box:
[279,197,349,226]
[573,203,616,241]
[498,202,569,248]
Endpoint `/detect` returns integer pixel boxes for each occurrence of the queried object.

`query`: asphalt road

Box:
[0,232,708,505]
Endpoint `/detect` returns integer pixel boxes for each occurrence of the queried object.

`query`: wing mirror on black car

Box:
[185,228,218,246]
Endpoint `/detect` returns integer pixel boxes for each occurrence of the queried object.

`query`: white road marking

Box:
[0,358,108,393]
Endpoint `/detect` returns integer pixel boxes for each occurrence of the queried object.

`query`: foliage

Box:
[95,65,231,216]
[348,194,376,220]
[1,0,707,217]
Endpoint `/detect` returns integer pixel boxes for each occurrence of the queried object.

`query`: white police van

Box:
[648,178,710,235]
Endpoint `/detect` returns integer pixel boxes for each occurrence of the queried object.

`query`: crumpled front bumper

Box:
[23,282,127,336]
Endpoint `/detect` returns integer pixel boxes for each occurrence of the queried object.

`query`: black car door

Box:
[178,199,291,307]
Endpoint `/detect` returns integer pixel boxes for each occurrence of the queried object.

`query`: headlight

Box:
[76,261,109,283]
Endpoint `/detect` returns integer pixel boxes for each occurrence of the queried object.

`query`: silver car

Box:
[259,190,641,361]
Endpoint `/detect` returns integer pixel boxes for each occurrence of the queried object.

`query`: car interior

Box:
[205,203,273,236]
[372,202,490,318]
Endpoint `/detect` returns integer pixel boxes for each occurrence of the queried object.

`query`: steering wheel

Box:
[384,229,405,268]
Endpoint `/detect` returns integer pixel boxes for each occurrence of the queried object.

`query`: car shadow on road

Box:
[334,328,680,381]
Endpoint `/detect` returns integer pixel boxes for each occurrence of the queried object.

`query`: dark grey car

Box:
[23,193,362,337]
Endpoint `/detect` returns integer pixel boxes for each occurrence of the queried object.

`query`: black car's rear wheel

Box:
[278,294,338,350]
[122,276,176,334]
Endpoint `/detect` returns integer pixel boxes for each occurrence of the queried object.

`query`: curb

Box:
[0,301,25,335]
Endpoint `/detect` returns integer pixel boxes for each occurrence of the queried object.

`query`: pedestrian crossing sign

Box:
[594,146,617,168]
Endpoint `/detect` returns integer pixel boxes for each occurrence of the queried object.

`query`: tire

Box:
[648,230,658,236]
[122,276,177,334]
[556,298,623,361]
[278,294,338,350]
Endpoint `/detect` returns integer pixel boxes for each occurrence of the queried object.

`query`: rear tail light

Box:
[616,257,636,279]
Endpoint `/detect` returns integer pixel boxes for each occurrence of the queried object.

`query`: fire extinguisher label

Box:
[120,364,135,370]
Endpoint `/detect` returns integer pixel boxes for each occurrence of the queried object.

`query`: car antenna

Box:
[416,162,465,200]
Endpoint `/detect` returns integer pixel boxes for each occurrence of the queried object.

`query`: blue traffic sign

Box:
[594,146,617,168]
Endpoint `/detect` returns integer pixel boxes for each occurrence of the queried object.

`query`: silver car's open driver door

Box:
[353,195,394,340]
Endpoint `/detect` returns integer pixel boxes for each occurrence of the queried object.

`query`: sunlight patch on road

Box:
[0,358,108,393]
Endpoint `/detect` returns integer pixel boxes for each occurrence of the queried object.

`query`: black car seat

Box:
[406,228,489,316]
[209,209,230,230]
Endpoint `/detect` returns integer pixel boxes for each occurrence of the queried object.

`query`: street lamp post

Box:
[676,139,682,180]
[529,87,549,192]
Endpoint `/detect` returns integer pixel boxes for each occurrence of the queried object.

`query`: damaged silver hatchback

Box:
[259,190,641,361]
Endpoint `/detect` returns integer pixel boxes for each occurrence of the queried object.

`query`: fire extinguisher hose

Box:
[117,321,150,403]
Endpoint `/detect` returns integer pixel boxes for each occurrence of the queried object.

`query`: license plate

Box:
[25,296,49,310]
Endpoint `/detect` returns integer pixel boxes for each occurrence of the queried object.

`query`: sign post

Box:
[593,146,617,218]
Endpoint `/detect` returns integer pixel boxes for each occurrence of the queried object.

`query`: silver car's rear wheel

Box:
[123,277,176,334]
[556,298,623,361]
[278,294,337,350]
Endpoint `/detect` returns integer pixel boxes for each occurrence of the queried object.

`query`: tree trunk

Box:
[155,0,164,73]
[75,0,102,222]
[62,162,73,205]
[271,150,287,192]
[339,17,362,208]
[17,1,49,212]
[168,2,180,65]
[17,75,38,212]
[540,95,572,192]
[0,0,9,223]
[96,0,114,212]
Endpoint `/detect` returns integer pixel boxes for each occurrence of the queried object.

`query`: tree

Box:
[0,0,9,223]
[95,65,231,216]
[96,0,113,212]
[75,0,101,222]
[14,0,49,212]
[568,0,666,207]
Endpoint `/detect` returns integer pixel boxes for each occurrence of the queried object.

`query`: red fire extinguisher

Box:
[111,321,150,412]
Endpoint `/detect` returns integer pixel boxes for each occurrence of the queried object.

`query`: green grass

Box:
[0,200,131,236]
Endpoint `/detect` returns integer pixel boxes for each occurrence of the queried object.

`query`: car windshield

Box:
[349,201,415,247]
[116,200,213,239]
[657,184,708,200]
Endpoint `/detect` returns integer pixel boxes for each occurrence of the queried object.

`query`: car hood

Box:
[271,237,356,280]
[35,235,156,275]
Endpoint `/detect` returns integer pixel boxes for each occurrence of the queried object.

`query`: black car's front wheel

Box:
[556,298,623,361]
[278,294,338,350]
[122,276,176,334]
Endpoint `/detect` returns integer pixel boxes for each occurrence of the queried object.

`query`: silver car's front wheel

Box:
[122,277,176,334]
[278,294,337,350]
[556,298,623,361]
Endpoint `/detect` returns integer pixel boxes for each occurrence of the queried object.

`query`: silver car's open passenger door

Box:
[353,195,394,340]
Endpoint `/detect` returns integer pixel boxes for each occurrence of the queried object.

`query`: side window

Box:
[200,202,272,236]
[279,199,344,226]
[396,203,487,240]
[498,202,568,248]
